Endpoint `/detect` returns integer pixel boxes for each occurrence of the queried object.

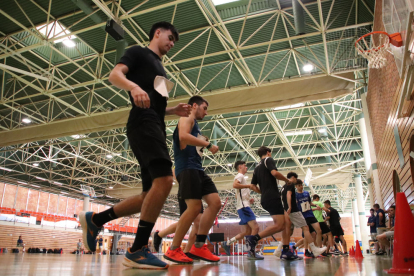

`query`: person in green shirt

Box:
[312,194,334,254]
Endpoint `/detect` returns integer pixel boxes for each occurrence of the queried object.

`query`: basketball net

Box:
[355,32,390,69]
[355,31,403,69]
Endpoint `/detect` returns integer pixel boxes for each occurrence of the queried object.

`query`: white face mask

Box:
[154,76,174,98]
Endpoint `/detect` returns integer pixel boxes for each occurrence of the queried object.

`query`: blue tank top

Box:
[296,190,315,218]
[173,119,203,176]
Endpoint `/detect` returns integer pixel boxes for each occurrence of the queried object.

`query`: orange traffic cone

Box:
[350,246,355,257]
[355,240,363,258]
[385,192,414,274]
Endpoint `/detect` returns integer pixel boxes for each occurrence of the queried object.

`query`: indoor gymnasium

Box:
[0,0,413,275]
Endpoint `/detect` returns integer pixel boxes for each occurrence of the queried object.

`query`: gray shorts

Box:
[377,227,387,235]
[385,231,394,239]
[289,212,308,228]
[370,233,377,241]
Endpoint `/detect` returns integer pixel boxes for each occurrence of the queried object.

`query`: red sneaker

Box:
[187,245,220,262]
[164,247,193,264]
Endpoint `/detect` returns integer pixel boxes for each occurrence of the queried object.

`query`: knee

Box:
[209,198,222,213]
[316,228,322,235]
[303,226,309,233]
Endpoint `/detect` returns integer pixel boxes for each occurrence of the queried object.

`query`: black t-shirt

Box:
[118,46,168,130]
[251,157,280,203]
[281,184,298,212]
[327,207,341,227]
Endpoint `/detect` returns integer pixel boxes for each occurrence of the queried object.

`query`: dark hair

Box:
[188,96,208,107]
[324,200,331,205]
[295,179,303,185]
[373,204,380,209]
[149,21,179,41]
[370,208,375,212]
[287,172,298,179]
[389,205,396,210]
[257,146,271,157]
[313,194,320,200]
[234,160,246,170]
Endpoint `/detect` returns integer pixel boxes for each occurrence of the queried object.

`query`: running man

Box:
[312,194,335,255]
[245,146,291,259]
[324,200,348,255]
[222,160,262,260]
[164,96,221,264]
[280,178,326,259]
[80,22,192,270]
[296,181,324,257]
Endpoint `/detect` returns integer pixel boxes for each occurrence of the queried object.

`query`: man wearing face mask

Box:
[80,21,192,270]
[164,96,221,264]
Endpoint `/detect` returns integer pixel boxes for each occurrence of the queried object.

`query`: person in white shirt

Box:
[222,160,262,260]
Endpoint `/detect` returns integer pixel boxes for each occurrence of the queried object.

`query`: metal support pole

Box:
[83,196,90,211]
[354,173,369,253]
[352,199,360,244]
[360,92,383,207]
[358,112,374,206]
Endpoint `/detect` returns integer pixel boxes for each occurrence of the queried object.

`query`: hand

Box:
[249,198,254,204]
[131,86,150,108]
[209,144,219,154]
[249,184,256,190]
[316,206,321,211]
[286,208,291,215]
[174,103,192,117]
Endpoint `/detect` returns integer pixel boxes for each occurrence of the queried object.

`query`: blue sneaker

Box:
[248,253,264,260]
[123,246,169,270]
[280,249,295,260]
[245,235,257,255]
[222,241,231,256]
[79,211,102,252]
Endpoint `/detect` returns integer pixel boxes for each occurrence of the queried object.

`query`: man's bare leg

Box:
[158,222,178,238]
[184,213,202,253]
[170,200,202,249]
[129,176,173,252]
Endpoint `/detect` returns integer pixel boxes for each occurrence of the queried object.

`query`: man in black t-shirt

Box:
[245,146,292,259]
[80,22,192,270]
[324,200,348,255]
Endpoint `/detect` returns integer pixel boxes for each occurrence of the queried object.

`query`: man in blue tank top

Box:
[164,96,221,264]
[296,181,324,257]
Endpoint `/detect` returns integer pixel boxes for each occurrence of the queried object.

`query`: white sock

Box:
[228,237,237,245]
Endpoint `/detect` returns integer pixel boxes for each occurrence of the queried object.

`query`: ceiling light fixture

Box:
[303,63,314,72]
[108,186,113,189]
[106,154,113,159]
[62,39,76,47]
[18,181,28,185]
[227,163,233,167]
[53,181,63,185]
[22,118,32,124]
[33,163,39,167]
[35,176,46,181]
[327,167,333,171]
[31,184,40,188]
[0,166,13,172]
[212,0,239,5]
[284,130,312,136]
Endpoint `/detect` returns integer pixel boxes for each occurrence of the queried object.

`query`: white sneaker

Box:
[273,243,283,257]
[310,244,327,257]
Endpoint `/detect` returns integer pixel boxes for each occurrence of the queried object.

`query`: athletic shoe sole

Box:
[122,257,169,270]
[79,211,92,252]
[186,252,220,262]
[163,255,193,264]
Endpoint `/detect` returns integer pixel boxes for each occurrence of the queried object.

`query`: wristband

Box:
[206,142,212,149]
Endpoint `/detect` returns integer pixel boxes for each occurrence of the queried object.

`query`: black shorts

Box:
[261,197,284,216]
[127,119,172,192]
[305,217,318,233]
[177,169,218,200]
[331,225,344,237]
[319,222,331,235]
[178,198,204,216]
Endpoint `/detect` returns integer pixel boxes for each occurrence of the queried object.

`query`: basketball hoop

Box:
[355,31,403,69]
